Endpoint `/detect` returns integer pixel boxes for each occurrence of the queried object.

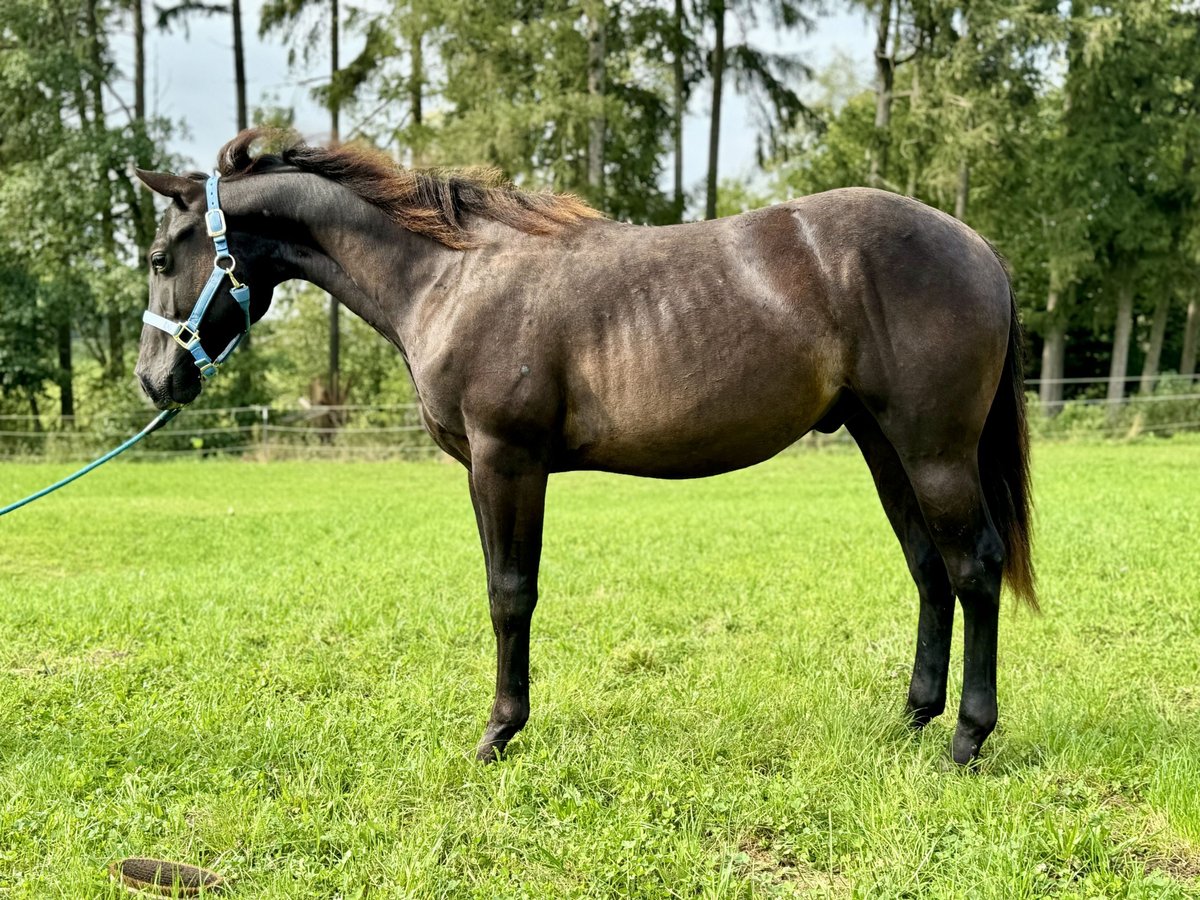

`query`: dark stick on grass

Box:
[109,858,223,895]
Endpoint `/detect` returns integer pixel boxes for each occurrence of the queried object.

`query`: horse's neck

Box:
[246,173,460,352]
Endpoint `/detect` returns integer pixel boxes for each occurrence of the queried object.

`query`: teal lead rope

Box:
[0,408,181,518]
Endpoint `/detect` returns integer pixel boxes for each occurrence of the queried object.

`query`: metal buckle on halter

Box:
[172,323,200,350]
[205,208,227,238]
[198,360,220,379]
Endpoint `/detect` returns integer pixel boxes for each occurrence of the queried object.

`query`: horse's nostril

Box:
[170,369,203,405]
[137,372,154,397]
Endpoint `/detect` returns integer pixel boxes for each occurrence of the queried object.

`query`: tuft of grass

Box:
[0,441,1198,898]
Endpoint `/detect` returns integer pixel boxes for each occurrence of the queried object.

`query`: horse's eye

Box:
[150,251,168,272]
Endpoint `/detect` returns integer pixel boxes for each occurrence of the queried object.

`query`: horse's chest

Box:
[417,402,470,464]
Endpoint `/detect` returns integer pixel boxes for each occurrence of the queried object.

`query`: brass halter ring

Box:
[214,254,242,287]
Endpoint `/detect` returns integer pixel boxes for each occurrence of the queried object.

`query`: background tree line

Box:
[1,0,1198,435]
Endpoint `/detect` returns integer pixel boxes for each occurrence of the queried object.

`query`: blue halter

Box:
[141,173,251,380]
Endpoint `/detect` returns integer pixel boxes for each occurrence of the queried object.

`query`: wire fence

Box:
[0,403,439,462]
[1,375,1198,463]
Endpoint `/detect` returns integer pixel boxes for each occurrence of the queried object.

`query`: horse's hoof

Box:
[951,730,983,766]
[475,724,520,762]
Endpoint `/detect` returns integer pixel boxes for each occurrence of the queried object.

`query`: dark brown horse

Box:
[134,130,1035,765]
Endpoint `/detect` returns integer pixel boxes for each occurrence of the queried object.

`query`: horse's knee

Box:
[906,462,1002,595]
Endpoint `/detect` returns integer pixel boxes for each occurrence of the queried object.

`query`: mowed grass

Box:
[1,441,1198,899]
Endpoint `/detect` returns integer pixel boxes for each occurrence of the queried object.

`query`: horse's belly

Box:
[559,357,838,478]
[565,423,808,478]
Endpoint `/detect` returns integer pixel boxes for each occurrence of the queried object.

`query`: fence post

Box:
[261,406,270,462]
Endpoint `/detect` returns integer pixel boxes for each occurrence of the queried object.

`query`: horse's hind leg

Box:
[467,435,548,762]
[847,412,955,727]
[896,446,1004,765]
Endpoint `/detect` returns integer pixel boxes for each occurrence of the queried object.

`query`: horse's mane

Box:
[212,129,602,250]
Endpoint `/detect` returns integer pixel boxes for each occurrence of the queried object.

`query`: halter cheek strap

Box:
[141,173,252,380]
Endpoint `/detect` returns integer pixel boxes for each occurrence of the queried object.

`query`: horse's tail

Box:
[979,264,1038,611]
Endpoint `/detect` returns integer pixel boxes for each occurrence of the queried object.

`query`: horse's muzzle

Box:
[137,367,198,410]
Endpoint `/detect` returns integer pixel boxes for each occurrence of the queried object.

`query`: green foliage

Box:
[772,91,877,195]
[1029,376,1200,440]
[1,445,1199,895]
[263,284,415,406]
[402,0,676,221]
[0,0,179,420]
[0,252,51,405]
[713,176,774,217]
[1040,0,1196,338]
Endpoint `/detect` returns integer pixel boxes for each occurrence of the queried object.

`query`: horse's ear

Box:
[135,169,202,206]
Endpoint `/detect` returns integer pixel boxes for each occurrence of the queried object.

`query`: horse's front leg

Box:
[468,436,548,762]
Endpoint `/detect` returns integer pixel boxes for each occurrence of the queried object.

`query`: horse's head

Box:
[133,169,277,408]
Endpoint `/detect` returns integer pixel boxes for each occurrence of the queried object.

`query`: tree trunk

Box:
[328,0,341,399]
[586,3,605,194]
[130,0,157,251]
[1039,283,1066,415]
[232,0,247,130]
[904,64,921,197]
[1106,280,1134,417]
[954,160,969,221]
[84,0,105,129]
[86,0,125,377]
[57,319,74,421]
[1181,292,1198,378]
[328,295,340,398]
[1138,293,1170,394]
[869,0,894,188]
[133,0,146,122]
[28,389,43,433]
[673,0,685,221]
[108,314,125,378]
[410,29,423,127]
[704,0,725,221]
[406,23,423,166]
[329,0,340,142]
[50,0,92,130]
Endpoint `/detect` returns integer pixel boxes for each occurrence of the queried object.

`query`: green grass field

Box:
[1,441,1198,898]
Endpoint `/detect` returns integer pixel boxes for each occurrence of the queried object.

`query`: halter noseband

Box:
[141,173,251,380]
